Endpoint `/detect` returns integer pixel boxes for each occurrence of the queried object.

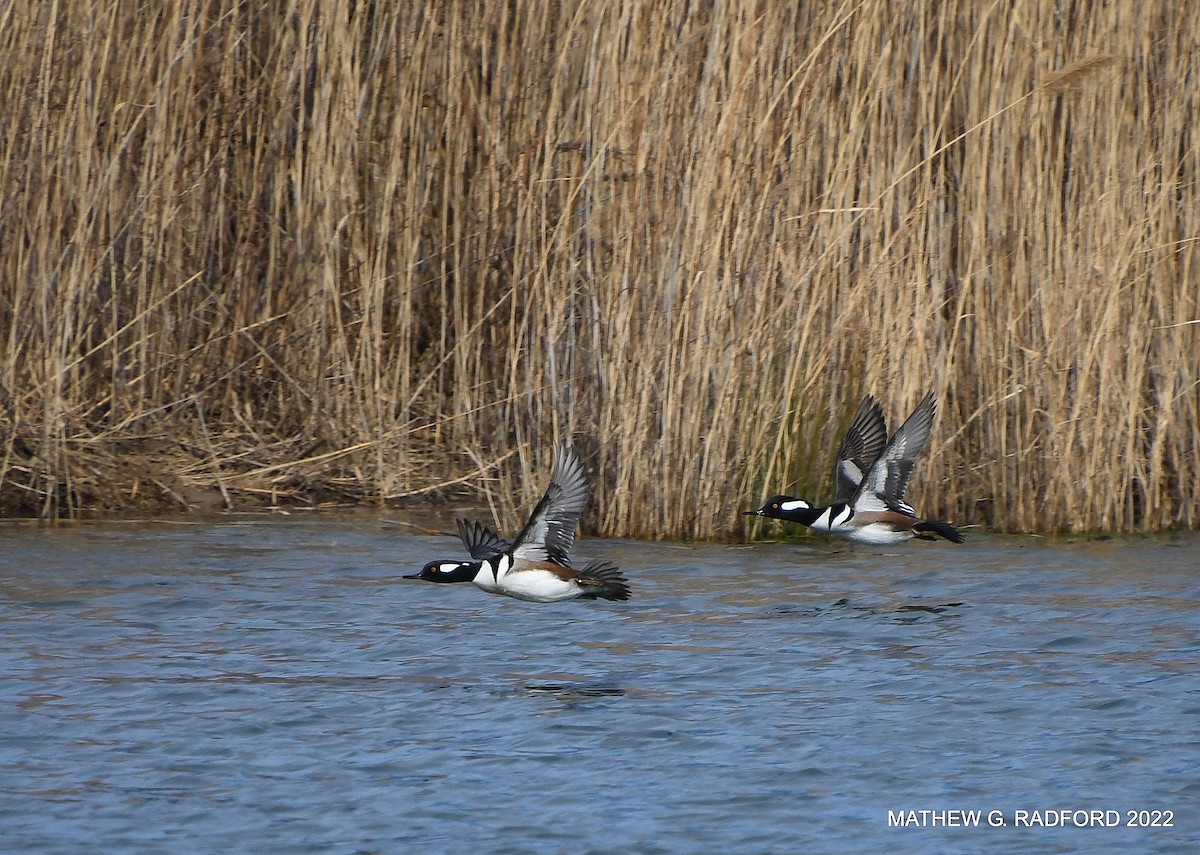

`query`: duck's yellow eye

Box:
[771,502,779,509]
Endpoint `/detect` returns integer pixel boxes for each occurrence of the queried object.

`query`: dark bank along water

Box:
[0,521,1196,854]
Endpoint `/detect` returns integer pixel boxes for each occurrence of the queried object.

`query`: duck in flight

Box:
[405,445,630,602]
[745,393,963,545]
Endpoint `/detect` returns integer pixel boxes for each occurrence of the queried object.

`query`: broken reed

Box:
[1,0,1197,536]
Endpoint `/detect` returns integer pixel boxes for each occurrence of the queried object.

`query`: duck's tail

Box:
[913,520,965,543]
[577,560,631,601]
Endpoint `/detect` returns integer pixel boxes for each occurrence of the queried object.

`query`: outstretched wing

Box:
[456,518,513,560]
[851,392,936,515]
[833,395,888,503]
[510,444,590,566]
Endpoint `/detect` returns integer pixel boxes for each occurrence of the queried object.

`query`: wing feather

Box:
[510,444,589,565]
[851,392,937,514]
[834,395,888,502]
[456,518,513,560]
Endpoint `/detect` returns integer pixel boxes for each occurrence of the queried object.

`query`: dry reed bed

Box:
[1,1,1197,535]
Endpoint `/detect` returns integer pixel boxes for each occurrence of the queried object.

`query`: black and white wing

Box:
[456,518,513,560]
[851,392,937,515]
[833,395,888,503]
[510,444,589,566]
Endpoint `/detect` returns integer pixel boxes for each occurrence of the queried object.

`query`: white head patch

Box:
[780,499,811,512]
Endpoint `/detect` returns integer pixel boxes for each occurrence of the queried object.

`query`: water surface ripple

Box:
[1,522,1196,853]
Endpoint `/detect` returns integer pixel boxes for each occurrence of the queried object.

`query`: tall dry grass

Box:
[1,1,1197,536]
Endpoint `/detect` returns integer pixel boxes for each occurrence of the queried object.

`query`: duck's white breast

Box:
[836,523,914,546]
[496,568,581,603]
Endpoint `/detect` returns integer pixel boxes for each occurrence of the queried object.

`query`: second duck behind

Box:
[745,393,964,545]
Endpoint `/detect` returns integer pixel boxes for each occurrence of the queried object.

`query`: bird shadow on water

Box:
[516,681,625,701]
[761,597,968,624]
[488,678,629,713]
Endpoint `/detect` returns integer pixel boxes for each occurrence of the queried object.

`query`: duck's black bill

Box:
[742,509,763,516]
[401,572,422,579]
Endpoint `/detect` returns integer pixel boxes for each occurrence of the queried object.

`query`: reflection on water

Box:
[516,682,626,703]
[0,521,1197,853]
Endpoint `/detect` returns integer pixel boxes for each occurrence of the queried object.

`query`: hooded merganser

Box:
[745,393,964,545]
[404,445,630,602]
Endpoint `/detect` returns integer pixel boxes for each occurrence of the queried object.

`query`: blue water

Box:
[0,521,1196,853]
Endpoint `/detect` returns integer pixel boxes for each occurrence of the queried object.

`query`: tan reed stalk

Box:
[1,0,1197,536]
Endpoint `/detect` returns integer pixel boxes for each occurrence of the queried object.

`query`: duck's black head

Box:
[744,495,819,524]
[404,560,480,584]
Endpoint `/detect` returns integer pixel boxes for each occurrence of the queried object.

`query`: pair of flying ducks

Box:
[407,393,962,603]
